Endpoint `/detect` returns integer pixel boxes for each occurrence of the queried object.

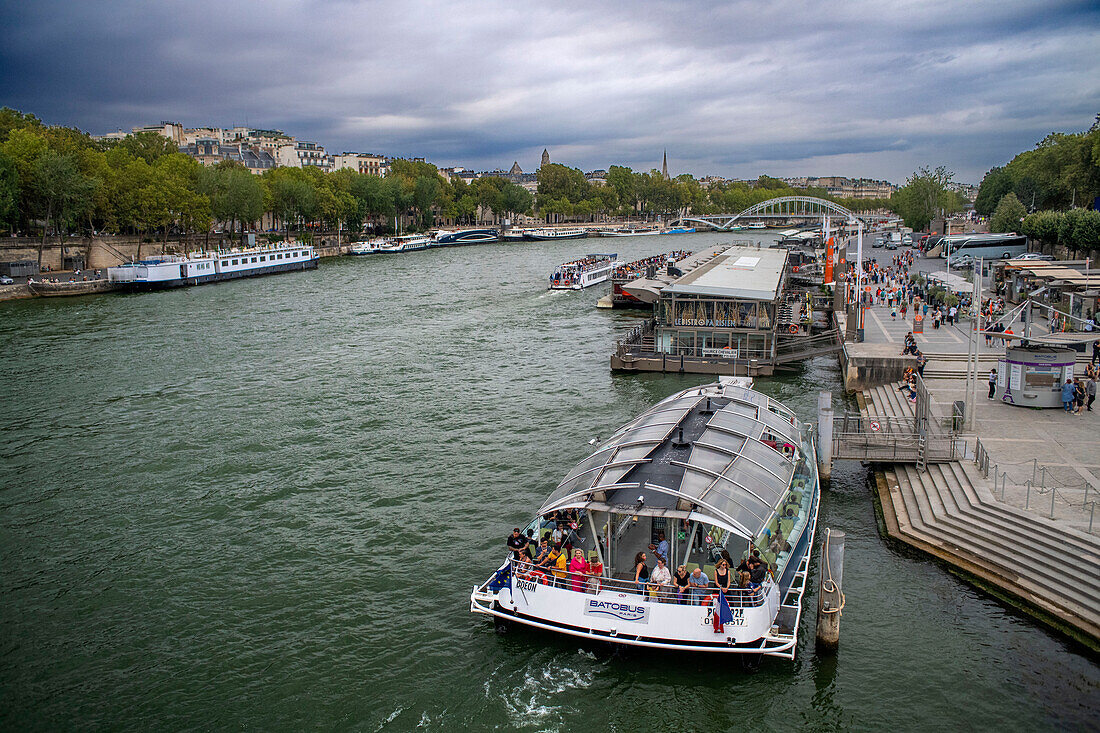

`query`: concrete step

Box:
[948,461,1100,560]
[917,464,1100,600]
[891,464,1100,632]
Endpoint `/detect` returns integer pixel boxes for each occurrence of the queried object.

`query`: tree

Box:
[890,165,960,231]
[31,150,95,266]
[974,166,1013,216]
[990,192,1026,233]
[498,182,533,220]
[102,131,179,164]
[536,163,589,210]
[198,162,263,239]
[0,151,17,231]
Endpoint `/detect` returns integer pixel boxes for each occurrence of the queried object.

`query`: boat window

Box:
[221,261,228,267]
[260,256,266,262]
[252,257,258,263]
[232,259,239,265]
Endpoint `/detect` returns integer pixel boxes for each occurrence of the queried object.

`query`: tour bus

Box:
[938,233,1027,260]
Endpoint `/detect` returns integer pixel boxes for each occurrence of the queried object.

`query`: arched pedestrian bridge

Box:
[673,196,863,231]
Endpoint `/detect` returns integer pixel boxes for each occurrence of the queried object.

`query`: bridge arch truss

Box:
[674,196,863,231]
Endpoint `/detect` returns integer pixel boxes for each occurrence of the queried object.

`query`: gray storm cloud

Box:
[1,0,1097,182]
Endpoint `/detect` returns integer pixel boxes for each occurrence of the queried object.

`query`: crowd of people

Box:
[1062,365,1098,414]
[505,521,770,605]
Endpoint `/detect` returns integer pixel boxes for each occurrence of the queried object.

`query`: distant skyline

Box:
[2,0,1098,184]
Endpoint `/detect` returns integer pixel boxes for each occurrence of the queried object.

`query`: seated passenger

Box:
[673,565,691,603]
[688,567,710,604]
[550,544,568,587]
[633,552,650,593]
[748,557,768,588]
[649,556,672,596]
[534,538,551,566]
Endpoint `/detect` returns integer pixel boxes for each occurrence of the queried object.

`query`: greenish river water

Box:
[1,233,1096,731]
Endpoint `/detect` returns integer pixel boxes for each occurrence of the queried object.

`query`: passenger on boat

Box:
[568,550,589,592]
[748,557,768,588]
[654,531,669,563]
[506,528,529,561]
[673,565,691,603]
[650,557,672,594]
[550,544,568,587]
[533,538,551,566]
[633,552,650,593]
[714,560,732,593]
[586,551,604,593]
[550,523,564,547]
[688,567,710,604]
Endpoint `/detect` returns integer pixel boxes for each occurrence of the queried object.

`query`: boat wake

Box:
[483,654,599,729]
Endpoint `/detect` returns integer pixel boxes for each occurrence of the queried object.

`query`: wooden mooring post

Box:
[816,528,845,651]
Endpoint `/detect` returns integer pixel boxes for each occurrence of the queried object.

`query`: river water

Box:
[1,233,1096,731]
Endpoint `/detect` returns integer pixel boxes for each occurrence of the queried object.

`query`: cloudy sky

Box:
[2,0,1097,183]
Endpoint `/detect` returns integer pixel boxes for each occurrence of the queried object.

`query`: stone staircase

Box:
[879,458,1100,642]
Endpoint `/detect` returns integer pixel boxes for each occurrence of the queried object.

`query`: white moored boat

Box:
[349,237,389,255]
[527,227,587,241]
[108,242,318,291]
[548,253,617,290]
[471,378,820,658]
[377,234,431,253]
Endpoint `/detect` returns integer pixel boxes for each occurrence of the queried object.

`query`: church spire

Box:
[541,148,550,168]
[661,150,669,180]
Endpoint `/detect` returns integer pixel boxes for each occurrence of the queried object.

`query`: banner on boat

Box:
[583,599,650,624]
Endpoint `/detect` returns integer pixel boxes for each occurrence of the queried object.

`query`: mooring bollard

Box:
[816,528,845,651]
[817,391,834,481]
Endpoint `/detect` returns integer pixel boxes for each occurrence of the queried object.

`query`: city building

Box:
[332,152,387,176]
[276,141,330,171]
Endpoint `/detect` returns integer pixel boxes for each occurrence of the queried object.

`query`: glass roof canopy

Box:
[539,385,803,539]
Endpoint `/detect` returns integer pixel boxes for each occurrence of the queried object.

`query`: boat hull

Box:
[114,258,318,291]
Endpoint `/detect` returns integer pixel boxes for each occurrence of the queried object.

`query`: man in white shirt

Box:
[649,557,672,592]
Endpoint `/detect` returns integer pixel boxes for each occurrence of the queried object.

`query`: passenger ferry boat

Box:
[548,253,618,290]
[597,226,660,237]
[377,234,431,253]
[108,243,318,291]
[527,227,587,241]
[471,378,820,659]
[607,250,690,308]
[432,228,499,245]
[348,238,389,255]
[501,229,530,242]
[662,227,696,235]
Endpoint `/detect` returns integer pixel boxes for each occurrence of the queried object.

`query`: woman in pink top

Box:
[568,549,589,592]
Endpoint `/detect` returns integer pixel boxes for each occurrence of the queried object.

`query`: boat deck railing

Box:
[509,558,769,608]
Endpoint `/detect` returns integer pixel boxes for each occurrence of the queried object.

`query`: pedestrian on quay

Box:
[1061,379,1075,413]
[917,351,926,378]
[1074,378,1086,415]
[1087,376,1097,412]
[988,368,997,399]
[891,304,897,321]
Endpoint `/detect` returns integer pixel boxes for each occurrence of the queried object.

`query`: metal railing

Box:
[510,559,768,608]
[975,451,1098,533]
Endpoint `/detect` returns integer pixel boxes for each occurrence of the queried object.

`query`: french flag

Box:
[713,592,734,633]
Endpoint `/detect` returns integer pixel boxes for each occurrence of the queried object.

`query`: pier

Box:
[830,294,1100,647]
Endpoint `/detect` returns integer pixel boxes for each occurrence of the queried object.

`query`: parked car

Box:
[872,237,885,248]
[0,275,13,285]
[947,253,975,269]
[885,240,898,250]
[1014,252,1054,261]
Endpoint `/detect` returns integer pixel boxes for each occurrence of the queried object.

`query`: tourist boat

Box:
[606,250,690,308]
[348,238,389,255]
[501,229,530,242]
[662,227,696,235]
[601,226,660,237]
[527,227,587,241]
[376,234,431,253]
[747,222,767,230]
[471,378,820,659]
[107,243,318,291]
[548,253,617,290]
[432,228,499,246]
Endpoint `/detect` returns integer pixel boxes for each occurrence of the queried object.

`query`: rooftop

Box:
[665,245,788,301]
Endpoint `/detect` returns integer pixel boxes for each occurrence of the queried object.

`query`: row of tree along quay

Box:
[974,115,1100,254]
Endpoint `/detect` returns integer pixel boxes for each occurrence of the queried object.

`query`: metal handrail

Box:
[510,559,768,607]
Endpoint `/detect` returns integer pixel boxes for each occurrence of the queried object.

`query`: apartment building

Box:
[332,152,387,176]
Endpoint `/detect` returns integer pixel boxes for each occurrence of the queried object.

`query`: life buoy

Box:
[788,325,798,334]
